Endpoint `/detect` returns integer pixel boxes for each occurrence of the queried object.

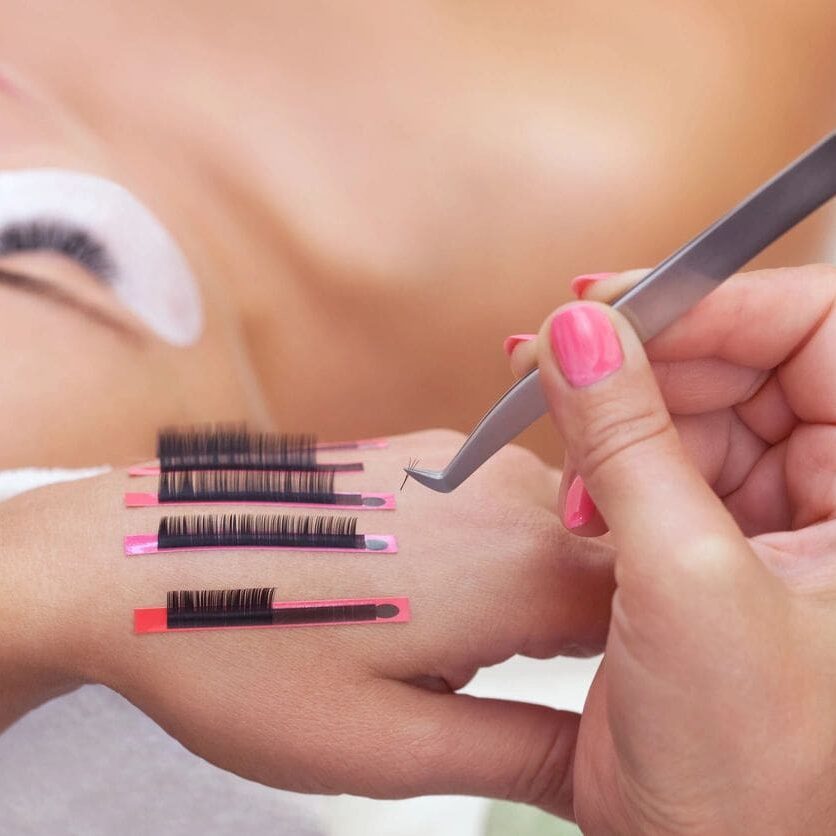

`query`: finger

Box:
[507,335,538,379]
[786,424,836,528]
[572,269,649,303]
[537,300,762,599]
[505,270,648,379]
[647,265,836,423]
[350,683,581,820]
[557,457,607,537]
[559,406,789,538]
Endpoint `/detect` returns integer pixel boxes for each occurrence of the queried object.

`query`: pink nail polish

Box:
[564,475,596,529]
[570,272,616,298]
[503,333,536,357]
[550,304,623,387]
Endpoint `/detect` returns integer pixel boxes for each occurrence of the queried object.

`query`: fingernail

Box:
[503,334,536,357]
[564,475,596,529]
[570,272,616,298]
[550,304,623,387]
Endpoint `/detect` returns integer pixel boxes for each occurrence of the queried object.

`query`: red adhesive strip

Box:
[134,596,411,634]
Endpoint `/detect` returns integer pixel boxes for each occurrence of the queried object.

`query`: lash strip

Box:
[157,514,365,550]
[165,587,398,629]
[158,469,358,505]
[158,426,317,465]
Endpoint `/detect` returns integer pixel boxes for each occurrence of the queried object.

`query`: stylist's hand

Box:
[521,265,836,831]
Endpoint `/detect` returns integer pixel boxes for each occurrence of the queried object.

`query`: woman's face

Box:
[2,3,832,467]
[0,69,266,467]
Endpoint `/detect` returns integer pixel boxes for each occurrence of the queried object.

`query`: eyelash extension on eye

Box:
[133,587,411,633]
[128,426,374,476]
[124,470,396,510]
[124,513,398,555]
[0,219,116,279]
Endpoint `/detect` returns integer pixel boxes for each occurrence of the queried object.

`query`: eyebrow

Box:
[0,266,144,342]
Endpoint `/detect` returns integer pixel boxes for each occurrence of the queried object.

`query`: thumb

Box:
[537,301,758,596]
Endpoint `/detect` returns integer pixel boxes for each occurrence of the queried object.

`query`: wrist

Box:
[0,488,88,732]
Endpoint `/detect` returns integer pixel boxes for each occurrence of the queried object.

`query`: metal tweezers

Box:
[406,130,836,492]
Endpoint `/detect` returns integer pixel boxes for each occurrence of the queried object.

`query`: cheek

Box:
[0,291,254,466]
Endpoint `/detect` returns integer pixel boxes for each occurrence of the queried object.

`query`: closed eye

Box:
[0,169,203,345]
[0,265,143,340]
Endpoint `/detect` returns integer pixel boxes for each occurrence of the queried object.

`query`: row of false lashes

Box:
[125,470,394,509]
[161,513,364,549]
[166,587,401,628]
[137,426,386,473]
[124,513,398,555]
[134,586,409,632]
[161,470,340,502]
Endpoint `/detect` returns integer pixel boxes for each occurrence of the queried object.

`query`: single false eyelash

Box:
[124,470,396,510]
[0,219,116,280]
[400,458,420,491]
[133,587,411,633]
[123,513,398,555]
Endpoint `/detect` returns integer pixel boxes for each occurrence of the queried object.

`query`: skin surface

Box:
[0,2,833,463]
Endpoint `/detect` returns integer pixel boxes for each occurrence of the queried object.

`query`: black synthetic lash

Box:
[157,514,365,550]
[157,469,351,504]
[0,219,115,279]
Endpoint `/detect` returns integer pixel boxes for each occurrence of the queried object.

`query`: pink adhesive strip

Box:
[316,437,389,451]
[123,533,398,556]
[134,596,411,634]
[123,492,395,510]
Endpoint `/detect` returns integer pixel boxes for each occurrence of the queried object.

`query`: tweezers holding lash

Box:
[406,130,836,492]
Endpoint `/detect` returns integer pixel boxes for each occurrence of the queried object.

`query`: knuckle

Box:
[511,714,577,813]
[667,533,739,582]
[573,394,674,483]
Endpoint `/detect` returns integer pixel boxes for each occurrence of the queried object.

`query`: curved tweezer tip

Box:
[404,369,548,494]
[403,464,453,493]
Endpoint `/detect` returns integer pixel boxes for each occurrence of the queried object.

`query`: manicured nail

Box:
[570,272,616,298]
[550,304,623,387]
[503,334,536,357]
[564,475,596,529]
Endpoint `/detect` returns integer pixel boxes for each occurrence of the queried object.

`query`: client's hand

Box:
[516,265,836,831]
[0,429,612,814]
